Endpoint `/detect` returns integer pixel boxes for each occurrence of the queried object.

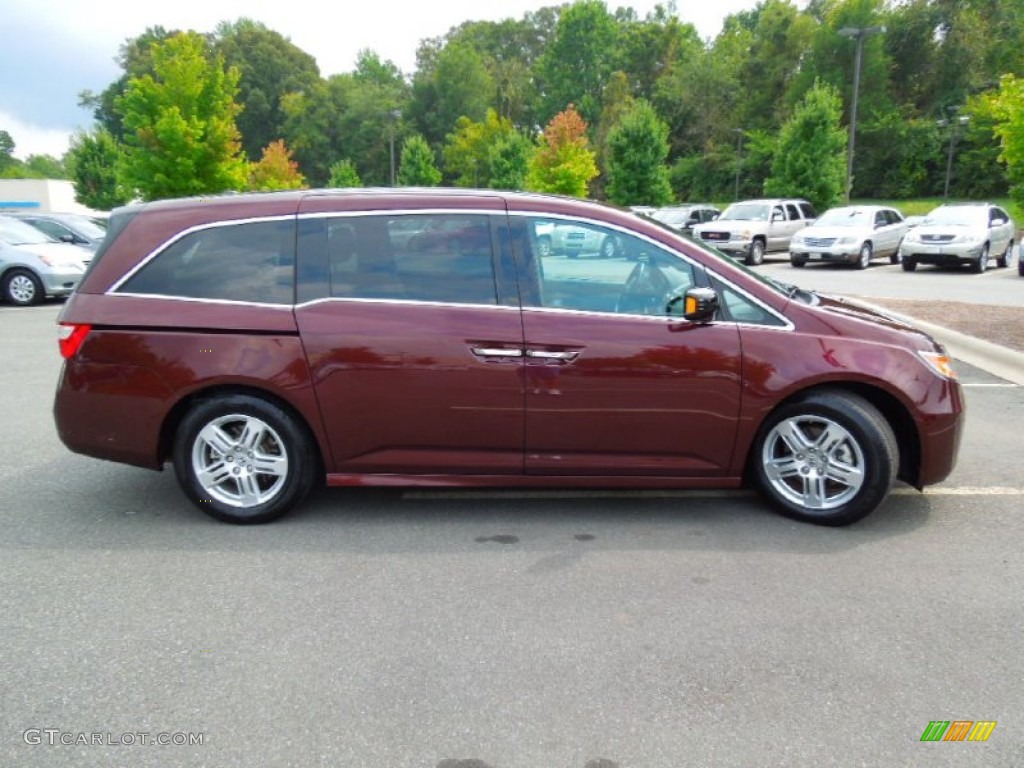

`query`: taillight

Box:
[58,323,91,359]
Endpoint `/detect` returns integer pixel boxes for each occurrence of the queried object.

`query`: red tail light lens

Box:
[58,323,92,359]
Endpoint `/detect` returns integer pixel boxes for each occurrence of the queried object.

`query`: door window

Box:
[327,213,497,305]
[517,217,696,317]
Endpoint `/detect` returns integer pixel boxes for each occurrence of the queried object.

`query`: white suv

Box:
[692,198,817,265]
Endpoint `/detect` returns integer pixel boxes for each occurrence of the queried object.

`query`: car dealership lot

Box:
[2,301,1022,767]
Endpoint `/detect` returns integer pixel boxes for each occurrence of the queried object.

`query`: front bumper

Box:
[699,237,751,257]
[40,269,84,297]
[789,247,858,264]
[899,242,984,265]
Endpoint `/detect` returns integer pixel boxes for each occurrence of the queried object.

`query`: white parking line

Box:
[960,382,1019,388]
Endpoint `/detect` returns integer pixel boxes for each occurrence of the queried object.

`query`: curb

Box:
[861,303,1024,386]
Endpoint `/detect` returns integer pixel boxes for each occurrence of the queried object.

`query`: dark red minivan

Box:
[54,189,963,525]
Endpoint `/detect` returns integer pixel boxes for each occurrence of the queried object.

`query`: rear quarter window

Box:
[118,219,296,305]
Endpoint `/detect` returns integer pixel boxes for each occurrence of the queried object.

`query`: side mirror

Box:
[711,213,719,220]
[667,287,719,323]
[991,218,1006,227]
[771,212,783,222]
[60,234,76,243]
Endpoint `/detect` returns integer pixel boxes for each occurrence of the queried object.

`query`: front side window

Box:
[328,213,497,305]
[519,216,696,317]
[119,219,295,304]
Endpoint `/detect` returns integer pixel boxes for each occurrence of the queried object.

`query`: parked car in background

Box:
[0,215,92,305]
[789,205,909,269]
[692,198,817,265]
[54,189,963,528]
[536,220,623,258]
[651,204,721,236]
[12,212,107,252]
[899,202,1015,273]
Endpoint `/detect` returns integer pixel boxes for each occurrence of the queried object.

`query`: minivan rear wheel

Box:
[3,269,44,306]
[172,395,317,524]
[752,390,898,526]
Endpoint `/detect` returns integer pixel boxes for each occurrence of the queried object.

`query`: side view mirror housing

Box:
[60,234,76,243]
[991,218,1006,227]
[668,287,719,323]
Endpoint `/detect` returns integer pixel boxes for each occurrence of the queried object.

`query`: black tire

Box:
[746,239,765,266]
[172,395,318,524]
[3,268,44,306]
[996,240,1012,269]
[855,242,872,270]
[790,256,806,268]
[972,243,989,273]
[751,389,898,526]
[889,249,902,265]
[1019,256,1024,277]
[901,259,917,272]
[600,235,618,259]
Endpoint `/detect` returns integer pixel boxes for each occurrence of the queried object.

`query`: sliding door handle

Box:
[525,349,580,362]
[471,347,524,358]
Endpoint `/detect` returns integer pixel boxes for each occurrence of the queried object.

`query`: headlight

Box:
[903,232,920,243]
[36,254,84,270]
[954,233,982,245]
[791,235,804,246]
[835,236,857,245]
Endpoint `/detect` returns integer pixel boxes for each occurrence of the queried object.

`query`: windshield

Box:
[62,215,107,239]
[719,203,770,221]
[652,209,693,227]
[923,207,986,227]
[814,208,871,227]
[0,217,55,246]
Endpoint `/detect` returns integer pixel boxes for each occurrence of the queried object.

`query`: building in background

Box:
[0,179,101,215]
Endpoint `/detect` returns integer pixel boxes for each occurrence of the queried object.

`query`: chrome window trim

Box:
[108,214,298,294]
[107,292,295,310]
[507,210,793,331]
[294,296,520,312]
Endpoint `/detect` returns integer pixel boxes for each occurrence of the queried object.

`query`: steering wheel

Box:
[615,258,672,315]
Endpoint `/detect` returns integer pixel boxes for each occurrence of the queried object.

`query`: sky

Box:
[0,0,764,160]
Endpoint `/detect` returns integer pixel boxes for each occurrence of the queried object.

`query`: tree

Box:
[0,130,15,173]
[328,158,362,187]
[536,0,619,125]
[443,108,522,187]
[397,135,442,186]
[214,18,321,161]
[764,82,847,211]
[605,99,673,206]
[987,73,1024,206]
[248,139,305,191]
[117,31,248,200]
[409,40,494,148]
[525,105,599,198]
[486,131,532,190]
[66,128,132,210]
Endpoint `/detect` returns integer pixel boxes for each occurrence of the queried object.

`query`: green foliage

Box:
[117,31,248,200]
[25,155,68,179]
[764,81,847,210]
[851,113,941,199]
[443,108,521,187]
[536,0,619,125]
[605,99,672,206]
[525,105,599,198]
[397,135,442,186]
[987,74,1024,206]
[67,128,132,210]
[248,139,305,191]
[409,41,494,148]
[328,158,362,188]
[0,130,15,172]
[486,130,532,190]
[214,18,321,161]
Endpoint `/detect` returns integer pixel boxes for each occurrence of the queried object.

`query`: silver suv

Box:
[692,198,817,265]
[899,203,1016,273]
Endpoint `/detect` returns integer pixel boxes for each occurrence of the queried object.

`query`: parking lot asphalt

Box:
[2,301,1022,768]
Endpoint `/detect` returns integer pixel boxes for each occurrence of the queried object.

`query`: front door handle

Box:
[525,349,580,362]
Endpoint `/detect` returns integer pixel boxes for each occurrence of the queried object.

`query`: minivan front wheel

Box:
[173,395,317,524]
[752,390,898,526]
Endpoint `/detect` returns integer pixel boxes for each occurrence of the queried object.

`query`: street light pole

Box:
[838,25,885,203]
[733,129,744,201]
[940,111,970,200]
[388,109,402,187]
